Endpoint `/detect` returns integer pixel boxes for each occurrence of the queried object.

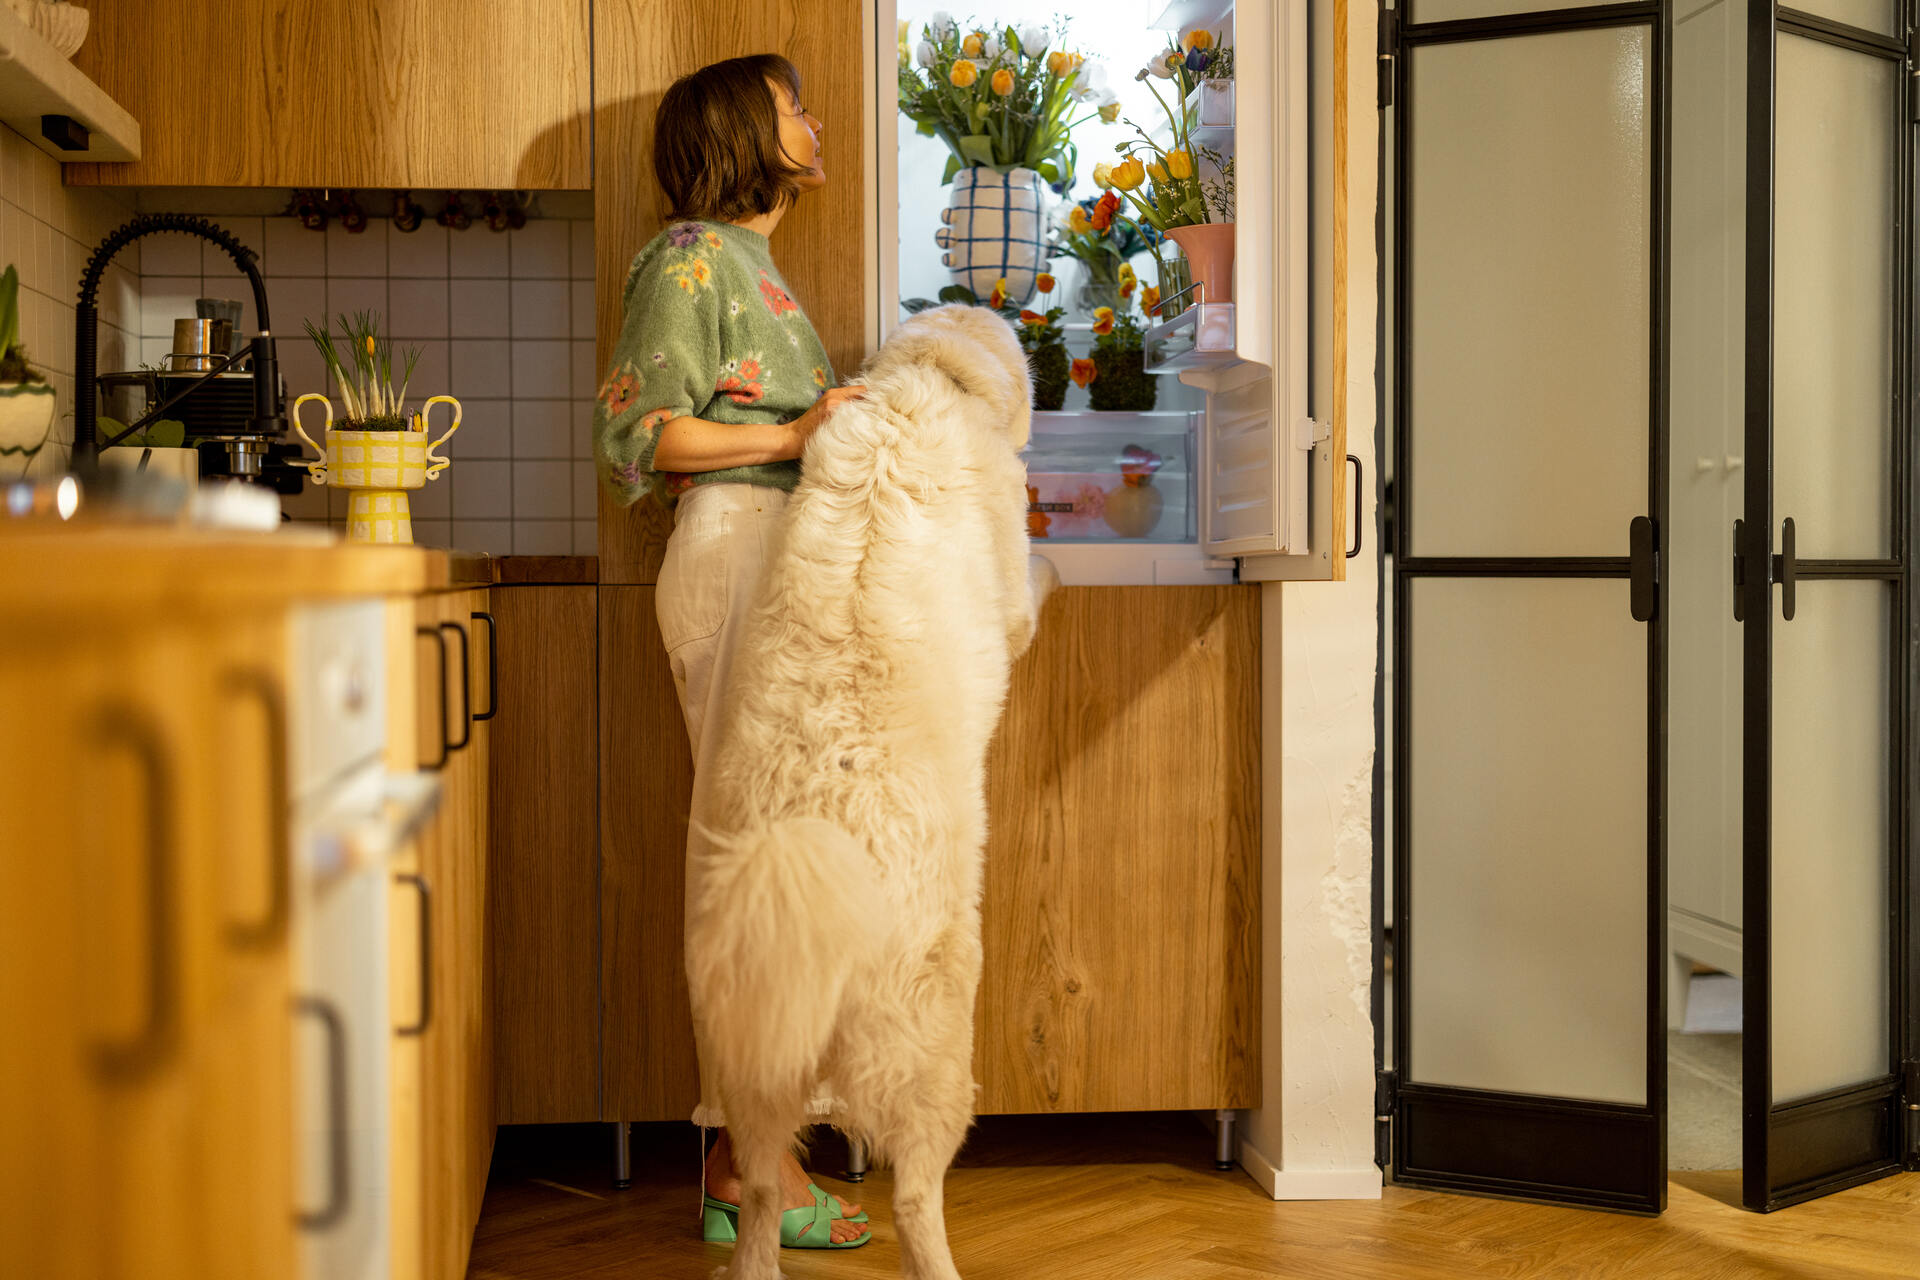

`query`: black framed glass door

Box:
[1386,0,1670,1213]
[1739,0,1917,1212]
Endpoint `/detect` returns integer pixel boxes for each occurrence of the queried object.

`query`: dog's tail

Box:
[688,816,881,1104]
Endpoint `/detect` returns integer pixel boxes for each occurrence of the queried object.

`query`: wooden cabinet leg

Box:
[611,1122,631,1189]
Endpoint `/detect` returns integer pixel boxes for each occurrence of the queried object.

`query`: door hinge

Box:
[1378,7,1400,110]
[1902,1060,1920,1166]
[1374,1069,1397,1170]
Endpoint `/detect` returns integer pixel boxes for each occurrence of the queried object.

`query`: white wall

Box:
[1235,0,1382,1200]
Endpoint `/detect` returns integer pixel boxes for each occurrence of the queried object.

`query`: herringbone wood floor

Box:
[466,1114,1920,1279]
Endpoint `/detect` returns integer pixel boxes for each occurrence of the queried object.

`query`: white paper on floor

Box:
[1681,973,1742,1034]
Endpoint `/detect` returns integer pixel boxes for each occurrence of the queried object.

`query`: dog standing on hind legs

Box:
[685,304,1056,1280]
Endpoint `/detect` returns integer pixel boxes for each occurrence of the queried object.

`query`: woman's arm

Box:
[652,386,866,472]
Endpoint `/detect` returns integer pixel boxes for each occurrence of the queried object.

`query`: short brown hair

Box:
[654,54,812,223]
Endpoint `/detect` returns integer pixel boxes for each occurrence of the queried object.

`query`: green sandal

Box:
[703,1182,870,1248]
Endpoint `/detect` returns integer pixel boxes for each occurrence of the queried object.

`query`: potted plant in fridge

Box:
[898,13,1115,306]
[1085,263,1158,413]
[0,265,57,481]
[290,310,460,544]
[1106,28,1237,311]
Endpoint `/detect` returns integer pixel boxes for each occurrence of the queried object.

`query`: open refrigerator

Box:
[874,0,1339,585]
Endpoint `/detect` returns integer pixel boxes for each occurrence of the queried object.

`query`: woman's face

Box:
[769,78,826,194]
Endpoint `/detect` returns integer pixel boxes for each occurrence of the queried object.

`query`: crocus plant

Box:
[898,12,1118,187]
[305,310,423,430]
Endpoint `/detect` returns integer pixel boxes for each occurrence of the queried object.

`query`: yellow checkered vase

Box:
[292,393,461,544]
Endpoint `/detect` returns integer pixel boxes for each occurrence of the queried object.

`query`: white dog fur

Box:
[686,304,1056,1280]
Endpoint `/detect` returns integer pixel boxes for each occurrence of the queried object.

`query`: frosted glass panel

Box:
[1412,0,1617,20]
[1774,35,1896,561]
[1784,0,1899,35]
[1771,581,1891,1103]
[1409,28,1650,557]
[1667,0,1746,928]
[1409,578,1647,1104]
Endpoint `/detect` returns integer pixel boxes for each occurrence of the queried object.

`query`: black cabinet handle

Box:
[438,620,472,752]
[293,995,350,1231]
[222,668,290,947]
[416,626,449,771]
[1629,516,1657,623]
[89,705,178,1081]
[394,873,432,1036]
[1732,518,1747,622]
[1773,516,1796,621]
[1346,455,1364,560]
[469,611,498,722]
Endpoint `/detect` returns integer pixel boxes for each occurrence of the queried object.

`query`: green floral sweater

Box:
[593,220,836,508]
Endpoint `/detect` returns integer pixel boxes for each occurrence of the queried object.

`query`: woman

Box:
[593,54,870,1249]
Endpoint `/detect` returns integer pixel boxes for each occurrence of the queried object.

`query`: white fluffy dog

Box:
[686,304,1055,1280]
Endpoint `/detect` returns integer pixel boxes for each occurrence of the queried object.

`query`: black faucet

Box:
[71,214,286,470]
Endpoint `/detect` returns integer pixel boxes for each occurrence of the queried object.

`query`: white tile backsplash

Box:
[449,279,510,338]
[121,205,599,550]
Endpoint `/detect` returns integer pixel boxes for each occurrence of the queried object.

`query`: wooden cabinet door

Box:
[0,611,297,1280]
[412,590,493,1280]
[975,587,1262,1114]
[488,585,600,1123]
[67,1,590,189]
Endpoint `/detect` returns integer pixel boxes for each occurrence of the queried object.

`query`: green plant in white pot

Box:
[0,265,57,481]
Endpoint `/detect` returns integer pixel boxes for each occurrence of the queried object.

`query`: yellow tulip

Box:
[949,58,978,87]
[991,68,1015,96]
[1068,206,1092,234]
[1111,157,1146,190]
[1092,161,1114,189]
[365,334,376,357]
[1047,49,1071,75]
[1118,263,1136,286]
[962,31,985,57]
[1098,101,1121,123]
[1165,148,1194,179]
[1184,29,1214,51]
[1145,160,1168,184]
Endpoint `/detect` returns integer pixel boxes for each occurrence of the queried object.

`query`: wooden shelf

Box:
[0,3,139,163]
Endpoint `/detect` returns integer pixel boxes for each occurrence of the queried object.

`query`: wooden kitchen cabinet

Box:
[407,587,495,1280]
[593,585,1260,1122]
[489,585,601,1124]
[66,1,590,189]
[0,606,297,1280]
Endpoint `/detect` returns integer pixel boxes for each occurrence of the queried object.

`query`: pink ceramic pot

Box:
[1166,222,1236,305]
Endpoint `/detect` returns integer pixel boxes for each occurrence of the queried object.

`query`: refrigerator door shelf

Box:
[1144,302,1243,376]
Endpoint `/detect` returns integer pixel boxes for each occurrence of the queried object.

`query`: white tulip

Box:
[1145,53,1174,79]
[983,35,1001,61]
[1019,25,1048,55]
[916,40,936,67]
[928,10,956,39]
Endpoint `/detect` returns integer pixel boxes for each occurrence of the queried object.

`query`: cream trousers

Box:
[655,483,837,1130]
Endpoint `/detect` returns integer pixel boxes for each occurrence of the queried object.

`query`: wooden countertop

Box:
[0,526,597,619]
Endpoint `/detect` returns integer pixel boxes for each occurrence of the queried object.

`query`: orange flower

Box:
[1119,277,1136,300]
[1019,309,1046,325]
[1037,272,1056,293]
[949,58,978,87]
[1184,29,1214,51]
[1091,306,1115,335]
[1111,157,1147,190]
[1070,358,1097,387]
[1141,284,1161,317]
[1090,190,1120,232]
[1026,484,1051,538]
[991,68,1015,96]
[962,31,986,57]
[1046,49,1071,76]
[987,276,1009,310]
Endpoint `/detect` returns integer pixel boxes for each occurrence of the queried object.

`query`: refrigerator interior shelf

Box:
[1144,301,1242,374]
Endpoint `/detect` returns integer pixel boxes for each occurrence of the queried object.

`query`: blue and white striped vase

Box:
[934,166,1049,306]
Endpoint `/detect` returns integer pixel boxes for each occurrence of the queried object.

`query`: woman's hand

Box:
[782,385,866,458]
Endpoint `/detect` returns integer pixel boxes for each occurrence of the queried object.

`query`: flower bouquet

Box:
[900,13,1116,304]
[1057,189,1163,314]
[1106,28,1238,307]
[291,311,460,544]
